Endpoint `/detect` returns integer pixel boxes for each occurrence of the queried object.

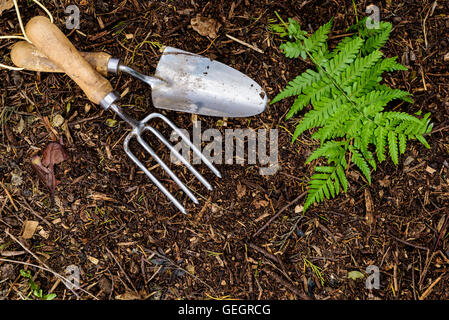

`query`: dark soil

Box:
[0,0,448,300]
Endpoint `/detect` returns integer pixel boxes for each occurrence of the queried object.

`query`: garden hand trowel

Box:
[11,41,268,118]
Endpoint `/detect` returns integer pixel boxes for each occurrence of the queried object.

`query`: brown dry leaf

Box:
[236,182,246,199]
[22,220,39,239]
[252,199,269,209]
[0,0,13,16]
[191,14,221,38]
[31,142,69,197]
[42,142,69,167]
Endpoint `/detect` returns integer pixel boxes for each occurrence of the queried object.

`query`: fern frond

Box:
[285,95,311,119]
[349,145,372,184]
[271,17,432,213]
[362,22,392,55]
[271,69,322,104]
[291,97,346,142]
[399,133,407,154]
[302,18,333,56]
[306,140,347,164]
[338,50,383,88]
[388,131,399,165]
[375,125,388,162]
[324,37,364,75]
[280,18,333,59]
[304,164,347,212]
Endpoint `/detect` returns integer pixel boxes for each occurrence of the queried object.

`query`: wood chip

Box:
[0,0,13,16]
[87,256,99,265]
[426,166,436,174]
[444,52,449,62]
[115,292,141,300]
[236,182,246,199]
[365,189,375,225]
[88,192,117,202]
[22,220,39,239]
[39,229,50,239]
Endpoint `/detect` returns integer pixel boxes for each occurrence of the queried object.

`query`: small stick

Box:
[105,247,138,293]
[20,198,52,227]
[225,34,264,54]
[253,191,307,237]
[419,276,442,300]
[4,229,97,299]
[389,232,429,251]
[0,181,19,211]
[263,268,310,300]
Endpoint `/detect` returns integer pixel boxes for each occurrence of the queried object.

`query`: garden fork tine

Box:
[113,106,222,215]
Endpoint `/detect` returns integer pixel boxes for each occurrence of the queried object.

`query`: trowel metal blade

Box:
[151,47,267,118]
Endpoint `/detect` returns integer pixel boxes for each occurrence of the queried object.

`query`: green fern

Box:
[271,17,432,213]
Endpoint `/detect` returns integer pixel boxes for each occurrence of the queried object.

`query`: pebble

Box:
[296,228,305,238]
[52,114,65,128]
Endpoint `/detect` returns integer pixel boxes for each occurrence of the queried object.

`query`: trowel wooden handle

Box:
[11,41,111,77]
[25,16,113,105]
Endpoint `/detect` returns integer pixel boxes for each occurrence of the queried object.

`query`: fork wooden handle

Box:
[11,41,111,77]
[25,16,113,105]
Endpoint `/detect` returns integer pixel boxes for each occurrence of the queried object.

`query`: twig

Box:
[419,276,442,300]
[225,34,264,53]
[104,246,138,294]
[145,249,216,293]
[248,243,288,277]
[4,229,97,299]
[431,213,449,252]
[389,232,429,251]
[20,198,52,227]
[0,181,18,211]
[253,191,307,237]
[262,268,310,300]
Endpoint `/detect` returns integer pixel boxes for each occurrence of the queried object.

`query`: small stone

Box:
[52,114,65,128]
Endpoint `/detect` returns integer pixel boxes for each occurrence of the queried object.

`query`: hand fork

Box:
[25,16,221,214]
